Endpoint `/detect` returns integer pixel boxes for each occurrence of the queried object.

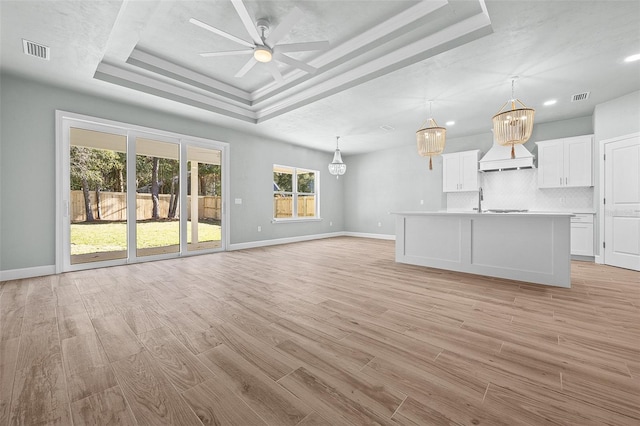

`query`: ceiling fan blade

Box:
[274,41,330,54]
[235,57,258,78]
[273,52,317,74]
[266,61,284,84]
[189,18,254,48]
[230,0,263,46]
[200,50,253,58]
[265,7,304,47]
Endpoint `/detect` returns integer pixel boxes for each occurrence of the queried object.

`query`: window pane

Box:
[274,193,293,218]
[297,170,315,193]
[274,168,293,192]
[298,195,316,217]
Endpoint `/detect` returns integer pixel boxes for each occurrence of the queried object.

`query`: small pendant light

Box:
[328,136,346,179]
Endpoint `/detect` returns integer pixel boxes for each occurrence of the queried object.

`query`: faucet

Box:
[478,187,483,213]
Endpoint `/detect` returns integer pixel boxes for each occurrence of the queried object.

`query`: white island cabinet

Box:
[392,211,573,287]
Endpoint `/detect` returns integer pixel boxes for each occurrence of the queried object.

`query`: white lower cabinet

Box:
[571,214,594,256]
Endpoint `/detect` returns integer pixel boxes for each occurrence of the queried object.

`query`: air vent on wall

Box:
[22,39,50,60]
[571,91,590,102]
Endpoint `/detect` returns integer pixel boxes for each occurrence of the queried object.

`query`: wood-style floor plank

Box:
[61,331,118,402]
[70,386,137,426]
[9,353,71,425]
[0,337,19,425]
[111,350,202,425]
[198,344,311,426]
[0,237,638,425]
[182,378,268,426]
[139,326,215,392]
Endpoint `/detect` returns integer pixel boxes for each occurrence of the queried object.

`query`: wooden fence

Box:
[274,196,316,218]
[71,191,221,222]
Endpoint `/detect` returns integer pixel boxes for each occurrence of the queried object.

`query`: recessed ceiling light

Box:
[445,121,455,126]
[543,99,557,106]
[624,53,640,62]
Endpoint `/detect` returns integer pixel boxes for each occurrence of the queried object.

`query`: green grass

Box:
[71,220,221,255]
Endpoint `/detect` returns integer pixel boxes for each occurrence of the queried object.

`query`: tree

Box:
[70,146,125,222]
[151,157,160,219]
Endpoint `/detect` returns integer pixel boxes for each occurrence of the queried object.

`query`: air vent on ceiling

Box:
[22,39,50,60]
[380,125,395,132]
[571,92,590,102]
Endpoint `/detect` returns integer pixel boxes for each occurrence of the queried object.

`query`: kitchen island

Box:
[392,211,573,287]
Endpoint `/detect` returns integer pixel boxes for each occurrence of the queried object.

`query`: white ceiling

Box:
[1,1,639,155]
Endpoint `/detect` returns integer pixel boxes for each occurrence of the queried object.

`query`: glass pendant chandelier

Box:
[492,78,535,159]
[328,136,346,179]
[416,101,446,170]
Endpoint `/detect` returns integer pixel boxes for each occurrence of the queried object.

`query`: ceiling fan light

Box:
[254,46,272,63]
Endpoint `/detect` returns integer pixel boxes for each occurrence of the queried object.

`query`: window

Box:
[273,165,319,220]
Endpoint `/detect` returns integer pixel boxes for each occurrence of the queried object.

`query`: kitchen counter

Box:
[391,211,572,287]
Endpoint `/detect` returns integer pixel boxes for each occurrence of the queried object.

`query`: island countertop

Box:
[391,210,575,218]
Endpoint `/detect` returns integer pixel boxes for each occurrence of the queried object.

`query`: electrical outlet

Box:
[378,222,382,227]
[329,221,333,226]
[257,226,261,232]
[420,200,424,205]
[234,198,242,205]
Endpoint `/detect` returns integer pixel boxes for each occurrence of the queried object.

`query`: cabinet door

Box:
[565,136,592,187]
[442,155,461,192]
[571,223,594,256]
[460,151,478,191]
[537,141,564,188]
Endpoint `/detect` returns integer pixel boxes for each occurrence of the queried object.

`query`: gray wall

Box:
[592,90,640,256]
[0,72,344,271]
[344,116,594,235]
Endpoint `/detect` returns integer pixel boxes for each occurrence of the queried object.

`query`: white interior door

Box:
[604,134,640,271]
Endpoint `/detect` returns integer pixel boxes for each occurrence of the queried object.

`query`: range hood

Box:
[479,139,535,172]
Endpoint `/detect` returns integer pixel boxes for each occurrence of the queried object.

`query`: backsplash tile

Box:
[446,169,594,212]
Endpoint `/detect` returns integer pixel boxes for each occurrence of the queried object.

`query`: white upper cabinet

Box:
[536,135,593,188]
[442,150,480,192]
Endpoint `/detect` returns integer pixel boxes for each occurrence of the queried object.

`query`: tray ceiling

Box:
[93,0,492,123]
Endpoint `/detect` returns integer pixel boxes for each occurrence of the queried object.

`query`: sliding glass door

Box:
[68,126,128,265]
[134,136,180,258]
[187,145,222,252]
[58,112,228,272]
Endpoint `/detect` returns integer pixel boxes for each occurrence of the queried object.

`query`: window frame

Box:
[273,164,321,222]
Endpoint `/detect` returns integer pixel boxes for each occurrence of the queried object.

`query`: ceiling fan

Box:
[190,0,330,84]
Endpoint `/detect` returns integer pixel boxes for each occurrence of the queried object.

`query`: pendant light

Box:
[492,77,535,159]
[416,101,446,170]
[328,136,346,179]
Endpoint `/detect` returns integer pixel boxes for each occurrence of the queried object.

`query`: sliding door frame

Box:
[55,110,230,273]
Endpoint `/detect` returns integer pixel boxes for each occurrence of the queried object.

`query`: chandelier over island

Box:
[492,77,535,159]
[416,101,446,170]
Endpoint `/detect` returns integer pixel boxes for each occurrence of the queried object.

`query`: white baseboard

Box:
[2,233,396,279]
[343,232,396,240]
[0,265,56,282]
[594,255,603,264]
[228,232,346,251]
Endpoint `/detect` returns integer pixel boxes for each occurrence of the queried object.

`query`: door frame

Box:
[55,110,230,273]
[597,131,640,268]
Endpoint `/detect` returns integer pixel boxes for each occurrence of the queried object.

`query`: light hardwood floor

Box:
[1,237,639,425]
